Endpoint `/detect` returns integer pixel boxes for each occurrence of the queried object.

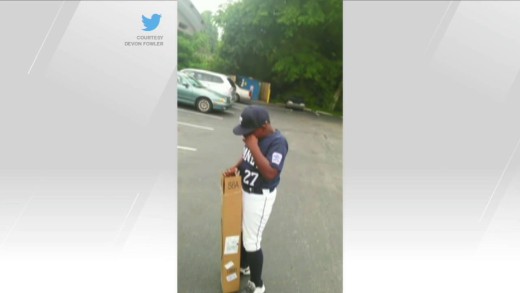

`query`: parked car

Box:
[231,79,252,103]
[285,97,306,111]
[177,72,232,113]
[180,68,237,103]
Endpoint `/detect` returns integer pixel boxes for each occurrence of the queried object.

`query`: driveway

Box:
[178,102,343,292]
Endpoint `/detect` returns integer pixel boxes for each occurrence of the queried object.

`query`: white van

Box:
[180,68,237,102]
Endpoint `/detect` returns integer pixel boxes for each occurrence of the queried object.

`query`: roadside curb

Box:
[315,110,333,116]
[252,101,342,118]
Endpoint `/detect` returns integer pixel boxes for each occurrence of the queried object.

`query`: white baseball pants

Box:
[242,188,277,252]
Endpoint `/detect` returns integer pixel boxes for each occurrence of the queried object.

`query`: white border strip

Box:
[28,1,65,75]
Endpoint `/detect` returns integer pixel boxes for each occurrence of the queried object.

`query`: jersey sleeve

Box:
[266,137,288,173]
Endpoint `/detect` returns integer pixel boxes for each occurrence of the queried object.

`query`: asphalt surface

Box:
[178,102,342,293]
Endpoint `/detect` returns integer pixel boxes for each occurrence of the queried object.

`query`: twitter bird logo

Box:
[142,14,161,31]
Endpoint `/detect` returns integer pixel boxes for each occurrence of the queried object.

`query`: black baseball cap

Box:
[233,106,270,136]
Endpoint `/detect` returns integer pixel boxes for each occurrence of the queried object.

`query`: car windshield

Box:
[185,75,204,88]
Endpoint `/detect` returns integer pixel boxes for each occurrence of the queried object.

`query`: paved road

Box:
[178,102,342,292]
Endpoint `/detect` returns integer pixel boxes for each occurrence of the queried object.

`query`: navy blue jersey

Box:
[239,130,288,193]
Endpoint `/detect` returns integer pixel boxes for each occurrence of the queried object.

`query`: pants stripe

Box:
[255,197,268,250]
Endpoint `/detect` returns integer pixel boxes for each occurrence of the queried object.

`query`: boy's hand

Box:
[243,134,258,149]
[223,166,238,177]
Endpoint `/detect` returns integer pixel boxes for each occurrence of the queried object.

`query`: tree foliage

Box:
[214,0,343,111]
[178,1,343,112]
[178,11,220,70]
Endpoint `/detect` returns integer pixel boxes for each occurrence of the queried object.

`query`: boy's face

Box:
[254,125,268,139]
[243,125,265,139]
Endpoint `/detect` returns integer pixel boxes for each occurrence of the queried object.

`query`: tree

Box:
[177,12,220,70]
[178,31,197,70]
[214,0,343,112]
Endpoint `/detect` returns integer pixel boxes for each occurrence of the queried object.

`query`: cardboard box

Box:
[220,174,243,293]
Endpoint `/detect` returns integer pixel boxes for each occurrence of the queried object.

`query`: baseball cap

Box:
[233,105,270,136]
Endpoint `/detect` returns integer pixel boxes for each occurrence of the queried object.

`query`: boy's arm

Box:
[223,158,243,176]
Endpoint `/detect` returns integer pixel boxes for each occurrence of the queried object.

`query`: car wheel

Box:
[196,97,212,113]
[235,93,240,103]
